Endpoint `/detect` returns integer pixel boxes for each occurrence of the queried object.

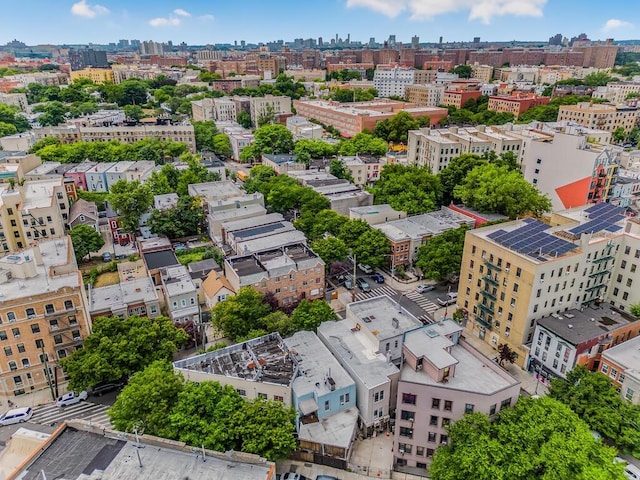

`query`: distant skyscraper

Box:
[117,39,129,48]
[369,37,376,47]
[548,33,563,46]
[318,37,323,47]
[473,37,481,44]
[130,39,141,48]
[68,48,108,71]
[411,35,419,48]
[388,35,396,46]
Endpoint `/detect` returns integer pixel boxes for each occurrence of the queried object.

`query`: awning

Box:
[298,397,318,415]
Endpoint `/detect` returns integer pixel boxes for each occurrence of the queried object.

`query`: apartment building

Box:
[88,276,160,321]
[63,161,96,191]
[458,203,640,368]
[261,154,304,175]
[349,204,407,226]
[394,320,520,470]
[374,207,475,267]
[174,332,298,406]
[191,97,238,122]
[286,116,323,140]
[216,121,255,160]
[340,154,384,186]
[373,66,415,98]
[592,80,640,104]
[69,68,115,84]
[249,95,292,127]
[0,92,27,111]
[441,90,482,109]
[600,336,640,404]
[0,151,42,185]
[229,219,303,256]
[293,99,447,138]
[530,306,640,383]
[487,94,550,119]
[470,64,494,83]
[84,162,113,193]
[0,132,35,151]
[557,102,639,134]
[159,265,199,324]
[0,237,90,401]
[0,177,70,255]
[404,84,445,107]
[224,244,324,307]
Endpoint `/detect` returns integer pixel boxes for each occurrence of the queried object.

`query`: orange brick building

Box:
[488,93,550,119]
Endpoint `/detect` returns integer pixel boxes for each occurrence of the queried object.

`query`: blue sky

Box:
[2,0,639,45]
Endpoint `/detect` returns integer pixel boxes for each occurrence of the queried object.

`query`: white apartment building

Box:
[373,67,416,98]
[592,79,640,104]
[404,84,445,107]
[191,97,238,122]
[0,92,28,111]
[216,121,254,160]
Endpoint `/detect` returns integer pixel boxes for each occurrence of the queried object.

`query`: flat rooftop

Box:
[318,320,399,389]
[537,306,639,346]
[142,250,179,270]
[221,213,284,234]
[188,180,243,200]
[174,332,299,386]
[348,295,422,340]
[20,177,64,210]
[232,221,294,241]
[17,423,274,480]
[602,335,640,371]
[284,331,354,399]
[298,407,359,450]
[89,277,158,313]
[162,265,197,297]
[374,209,474,241]
[235,230,307,255]
[154,193,179,210]
[401,335,519,394]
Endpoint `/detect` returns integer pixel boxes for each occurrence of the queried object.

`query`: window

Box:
[440,434,449,444]
[610,368,618,379]
[513,283,519,293]
[500,398,512,410]
[11,327,20,338]
[58,349,67,359]
[35,339,44,348]
[7,312,15,322]
[429,415,438,426]
[374,390,384,402]
[64,300,73,310]
[257,393,267,400]
[626,388,635,401]
[489,404,497,415]
[400,410,415,421]
[465,403,475,414]
[25,308,36,318]
[49,319,58,330]
[236,389,246,396]
[0,331,6,341]
[45,304,54,314]
[431,398,441,409]
[8,361,17,371]
[416,446,425,457]
[398,443,412,454]
[444,400,452,411]
[399,427,413,438]
[324,400,330,411]
[31,324,40,334]
[516,267,522,277]
[13,375,23,386]
[627,278,633,287]
[4,346,12,356]
[427,432,437,443]
[17,343,25,353]
[442,418,451,426]
[21,358,30,367]
[53,334,62,345]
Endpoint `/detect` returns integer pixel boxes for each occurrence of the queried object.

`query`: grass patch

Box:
[176,246,223,266]
[94,271,120,287]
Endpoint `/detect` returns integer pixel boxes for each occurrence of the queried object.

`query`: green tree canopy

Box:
[454,164,551,218]
[370,164,442,214]
[329,158,353,182]
[311,236,349,266]
[415,226,468,280]
[211,287,272,342]
[69,224,105,263]
[351,228,392,268]
[148,196,206,238]
[212,133,232,156]
[290,299,337,332]
[108,179,153,232]
[439,154,488,205]
[451,65,473,78]
[338,132,388,156]
[237,110,252,129]
[61,315,188,390]
[293,138,338,159]
[251,124,295,158]
[373,111,429,144]
[192,120,219,151]
[430,397,626,480]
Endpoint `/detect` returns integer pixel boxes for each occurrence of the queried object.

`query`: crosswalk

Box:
[354,285,398,302]
[29,400,112,428]
[353,286,439,325]
[404,290,439,315]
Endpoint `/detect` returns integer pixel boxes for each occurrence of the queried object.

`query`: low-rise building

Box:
[349,204,407,226]
[226,218,298,255]
[208,203,267,239]
[0,151,42,185]
[340,154,384,186]
[68,198,99,231]
[201,270,235,309]
[441,90,482,109]
[84,162,114,192]
[487,93,550,119]
[216,121,254,161]
[160,265,199,324]
[530,306,640,382]
[0,91,27,111]
[261,154,303,175]
[153,193,179,211]
[221,213,283,245]
[64,161,97,191]
[394,320,520,470]
[600,335,640,404]
[88,277,161,321]
[286,116,323,139]
[224,244,324,307]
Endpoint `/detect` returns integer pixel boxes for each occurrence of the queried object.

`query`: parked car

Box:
[437,297,457,307]
[101,252,112,262]
[357,263,373,274]
[89,380,125,397]
[370,273,384,284]
[416,284,435,293]
[278,474,307,480]
[344,277,354,290]
[356,278,371,292]
[56,391,88,407]
[0,407,33,426]
[448,292,458,300]
[172,242,187,253]
[316,476,340,480]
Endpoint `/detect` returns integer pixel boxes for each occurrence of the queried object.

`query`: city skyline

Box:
[1,0,639,46]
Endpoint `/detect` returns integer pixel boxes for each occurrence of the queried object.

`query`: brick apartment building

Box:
[487,93,550,119]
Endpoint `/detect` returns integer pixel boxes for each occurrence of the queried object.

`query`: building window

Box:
[374,390,384,402]
[610,368,618,379]
[427,432,436,443]
[49,319,58,330]
[500,398,512,410]
[58,349,67,359]
[257,393,267,400]
[7,312,15,322]
[324,400,330,411]
[443,400,452,411]
[31,324,40,334]
[626,388,635,401]
[399,427,413,438]
[64,300,74,310]
[465,403,475,414]
[53,334,62,345]
[416,446,425,457]
[11,328,20,338]
[35,339,44,348]
[400,410,415,421]
[440,434,449,444]
[431,398,441,409]
[429,415,438,426]
[4,346,13,357]
[0,331,7,341]
[489,404,497,415]
[45,304,55,314]
[25,308,36,318]
[8,361,17,371]
[236,389,246,396]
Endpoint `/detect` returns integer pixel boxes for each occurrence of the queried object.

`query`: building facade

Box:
[557,102,639,134]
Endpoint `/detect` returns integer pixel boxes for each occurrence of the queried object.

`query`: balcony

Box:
[477,303,495,315]
[480,289,497,301]
[484,275,499,287]
[484,259,501,271]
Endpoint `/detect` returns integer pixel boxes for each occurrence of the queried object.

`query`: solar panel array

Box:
[487,218,577,261]
[568,203,625,236]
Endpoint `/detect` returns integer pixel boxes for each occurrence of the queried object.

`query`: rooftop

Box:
[142,250,179,271]
[173,332,299,386]
[537,306,639,346]
[262,154,299,165]
[234,230,307,255]
[602,335,640,371]
[317,320,399,389]
[89,277,158,313]
[374,208,474,242]
[348,295,422,341]
[221,213,284,235]
[297,407,359,450]
[154,193,179,210]
[161,265,197,298]
[15,422,274,480]
[188,180,243,201]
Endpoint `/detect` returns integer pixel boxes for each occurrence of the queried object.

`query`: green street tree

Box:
[108,180,153,232]
[108,360,185,436]
[297,209,345,241]
[148,196,205,238]
[497,343,517,366]
[311,236,349,266]
[69,224,105,263]
[290,299,337,332]
[613,126,626,144]
[450,65,473,79]
[211,287,272,341]
[242,165,277,194]
[439,154,488,204]
[0,121,18,137]
[61,315,188,390]
[123,104,144,121]
[192,121,218,151]
[329,158,353,182]
[373,111,428,144]
[430,397,627,480]
[212,133,232,157]
[294,138,337,159]
[352,228,392,268]
[237,110,252,129]
[369,164,442,215]
[453,164,551,218]
[415,226,468,281]
[338,132,388,157]
[338,218,371,250]
[252,124,295,157]
[630,303,640,317]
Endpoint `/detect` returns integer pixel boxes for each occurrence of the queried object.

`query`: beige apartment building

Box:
[191,97,238,122]
[69,68,115,84]
[458,203,640,368]
[404,84,445,107]
[249,95,292,127]
[557,102,639,134]
[0,237,91,400]
[470,64,494,83]
[0,177,70,255]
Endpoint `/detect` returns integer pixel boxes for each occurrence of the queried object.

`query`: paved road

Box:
[352,282,440,324]
[29,400,112,428]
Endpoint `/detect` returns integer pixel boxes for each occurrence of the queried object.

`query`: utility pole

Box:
[41,344,55,401]
[352,252,357,303]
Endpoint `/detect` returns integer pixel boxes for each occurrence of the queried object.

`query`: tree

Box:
[294,138,337,159]
[439,154,488,205]
[311,236,348,266]
[630,303,640,317]
[296,209,344,241]
[352,228,392,268]
[338,132,388,157]
[192,121,218,152]
[454,164,551,218]
[291,300,337,332]
[613,126,626,144]
[373,111,425,144]
[212,133,232,157]
[108,361,185,436]
[430,397,626,480]
[415,226,468,281]
[497,343,517,366]
[69,224,105,263]
[0,121,18,137]
[329,158,353,182]
[61,315,188,390]
[252,124,295,157]
[369,164,442,215]
[451,65,473,79]
[108,180,153,232]
[123,104,143,121]
[36,101,68,126]
[583,71,616,87]
[148,196,205,238]
[237,110,252,129]
[549,366,640,456]
[338,218,371,250]
[211,287,272,342]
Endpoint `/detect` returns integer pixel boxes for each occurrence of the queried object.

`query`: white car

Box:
[0,407,33,426]
[56,391,88,407]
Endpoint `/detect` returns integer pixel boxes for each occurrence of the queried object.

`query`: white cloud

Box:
[70,0,109,18]
[149,16,182,27]
[199,14,215,21]
[173,8,191,17]
[602,18,633,32]
[346,0,546,23]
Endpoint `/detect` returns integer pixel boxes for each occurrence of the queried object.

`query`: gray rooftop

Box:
[284,331,355,399]
[347,295,422,340]
[188,180,243,200]
[208,203,267,223]
[17,424,274,480]
[143,250,180,270]
[174,332,299,386]
[297,407,359,450]
[235,230,307,255]
[221,213,284,235]
[318,320,399,389]
[154,193,179,210]
[374,208,474,242]
[537,306,639,346]
[89,277,158,313]
[601,335,640,371]
[262,153,299,165]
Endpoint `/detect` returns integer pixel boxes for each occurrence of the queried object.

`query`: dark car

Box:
[89,380,125,397]
[370,273,384,284]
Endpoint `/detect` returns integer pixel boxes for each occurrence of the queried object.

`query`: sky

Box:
[1,0,639,46]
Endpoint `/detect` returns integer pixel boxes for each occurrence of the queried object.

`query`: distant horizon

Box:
[2,0,639,47]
